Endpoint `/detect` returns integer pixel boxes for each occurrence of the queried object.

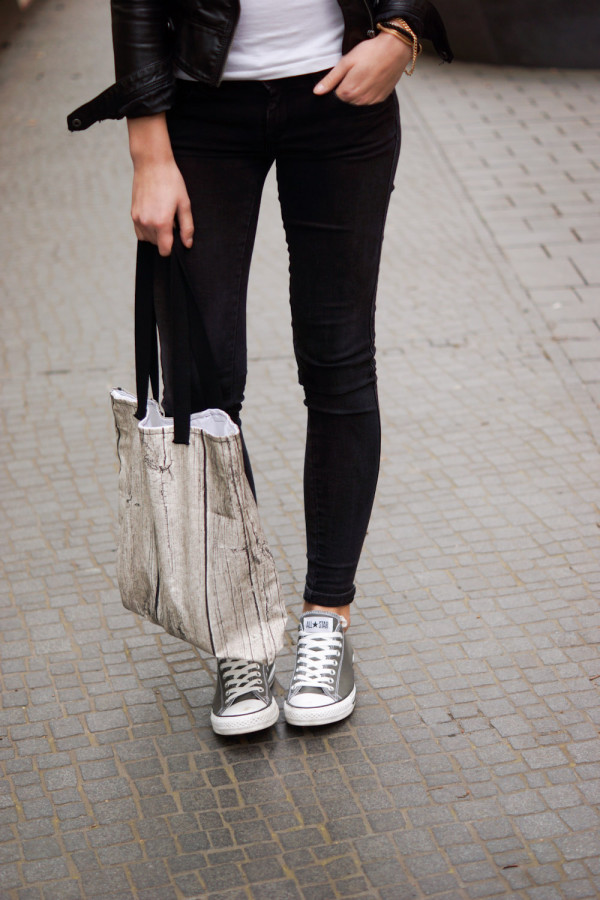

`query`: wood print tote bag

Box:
[110,240,286,664]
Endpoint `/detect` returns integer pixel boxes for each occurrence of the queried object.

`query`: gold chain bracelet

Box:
[376,18,421,76]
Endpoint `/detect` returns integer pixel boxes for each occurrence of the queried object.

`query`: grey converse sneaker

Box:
[284,611,356,727]
[211,659,279,736]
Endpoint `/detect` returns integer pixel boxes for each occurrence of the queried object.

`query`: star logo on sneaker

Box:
[303,616,333,632]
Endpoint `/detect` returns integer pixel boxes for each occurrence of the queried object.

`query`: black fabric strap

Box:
[134,240,160,422]
[134,235,223,445]
[170,234,224,443]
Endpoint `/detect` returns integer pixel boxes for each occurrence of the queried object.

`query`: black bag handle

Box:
[134,240,159,423]
[134,235,224,445]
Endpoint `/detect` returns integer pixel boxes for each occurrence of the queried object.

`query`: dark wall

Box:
[1,0,21,44]
[0,0,47,46]
[434,0,600,68]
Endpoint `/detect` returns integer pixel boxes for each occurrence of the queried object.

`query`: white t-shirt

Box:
[222,0,344,80]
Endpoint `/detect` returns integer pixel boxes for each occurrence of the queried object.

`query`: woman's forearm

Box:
[127,113,194,256]
[127,112,174,167]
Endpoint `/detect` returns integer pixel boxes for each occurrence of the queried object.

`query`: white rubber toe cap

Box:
[287,692,333,709]
[219,698,267,716]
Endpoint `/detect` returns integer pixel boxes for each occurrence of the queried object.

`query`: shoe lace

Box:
[291,631,343,690]
[219,659,264,704]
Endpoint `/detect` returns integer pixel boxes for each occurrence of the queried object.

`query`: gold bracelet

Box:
[392,18,423,57]
[376,19,420,76]
[378,25,413,49]
[377,24,419,75]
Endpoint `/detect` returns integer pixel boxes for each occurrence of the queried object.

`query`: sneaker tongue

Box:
[302,614,335,633]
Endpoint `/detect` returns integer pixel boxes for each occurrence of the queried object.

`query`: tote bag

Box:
[110,239,286,663]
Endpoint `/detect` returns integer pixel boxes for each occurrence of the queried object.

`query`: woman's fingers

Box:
[156,224,175,257]
[313,57,351,95]
[177,196,194,249]
[133,215,188,256]
[132,216,172,255]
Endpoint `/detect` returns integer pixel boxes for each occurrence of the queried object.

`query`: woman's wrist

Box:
[373,30,414,68]
[374,30,411,53]
[127,114,174,168]
[376,18,421,75]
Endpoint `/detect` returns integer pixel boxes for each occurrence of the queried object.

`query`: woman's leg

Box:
[276,82,401,618]
[156,81,286,736]
[154,81,275,494]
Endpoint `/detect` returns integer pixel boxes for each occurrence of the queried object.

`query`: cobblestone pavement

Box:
[1,1,599,898]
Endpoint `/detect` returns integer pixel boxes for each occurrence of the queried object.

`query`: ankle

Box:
[303,602,351,630]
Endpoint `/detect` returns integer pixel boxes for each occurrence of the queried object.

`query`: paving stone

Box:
[40,883,82,900]
[516,812,571,840]
[23,859,70,883]
[556,833,600,861]
[253,882,302,900]
[85,710,129,733]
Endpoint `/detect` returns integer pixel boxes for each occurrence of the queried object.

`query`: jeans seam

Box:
[228,170,270,407]
[308,415,321,601]
[369,93,401,373]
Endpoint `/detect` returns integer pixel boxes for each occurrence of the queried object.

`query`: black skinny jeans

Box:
[157,72,401,607]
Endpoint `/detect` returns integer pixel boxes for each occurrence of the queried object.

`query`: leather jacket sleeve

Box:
[111,0,171,80]
[67,0,175,131]
[373,0,452,62]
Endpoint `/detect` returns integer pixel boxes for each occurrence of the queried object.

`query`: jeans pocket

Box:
[331,90,394,110]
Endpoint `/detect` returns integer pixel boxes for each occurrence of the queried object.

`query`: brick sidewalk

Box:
[1,1,599,898]
[408,61,600,414]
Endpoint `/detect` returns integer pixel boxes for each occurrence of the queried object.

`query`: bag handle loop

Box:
[134,234,224,444]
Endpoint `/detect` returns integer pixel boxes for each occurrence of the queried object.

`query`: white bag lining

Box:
[110,389,239,438]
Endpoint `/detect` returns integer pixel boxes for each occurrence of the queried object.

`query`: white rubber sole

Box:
[210,696,279,736]
[283,686,356,727]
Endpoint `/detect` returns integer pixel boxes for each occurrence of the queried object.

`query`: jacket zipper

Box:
[215,0,240,86]
[361,0,376,37]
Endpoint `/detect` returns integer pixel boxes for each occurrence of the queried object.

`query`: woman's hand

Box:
[131,159,193,257]
[314,32,412,105]
[127,113,194,257]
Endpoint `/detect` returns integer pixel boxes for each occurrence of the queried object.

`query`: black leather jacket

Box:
[68,0,452,131]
